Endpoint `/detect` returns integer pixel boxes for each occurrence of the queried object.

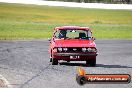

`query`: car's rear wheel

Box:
[86,58,96,67]
[52,58,58,65]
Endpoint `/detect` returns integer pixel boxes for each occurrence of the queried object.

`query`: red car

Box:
[49,26,98,66]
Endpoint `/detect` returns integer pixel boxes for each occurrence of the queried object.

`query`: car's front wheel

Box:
[86,58,96,67]
[52,58,58,65]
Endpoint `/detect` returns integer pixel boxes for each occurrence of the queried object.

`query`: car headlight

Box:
[53,48,57,52]
[87,48,92,52]
[82,48,87,52]
[91,48,97,52]
[63,48,68,52]
[58,47,62,52]
[87,48,97,52]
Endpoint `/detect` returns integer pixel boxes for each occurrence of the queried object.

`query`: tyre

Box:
[52,58,58,65]
[86,58,96,67]
[50,58,52,62]
[76,75,86,85]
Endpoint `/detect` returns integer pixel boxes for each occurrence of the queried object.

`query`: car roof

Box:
[54,26,91,30]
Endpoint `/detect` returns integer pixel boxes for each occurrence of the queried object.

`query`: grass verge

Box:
[0,3,132,39]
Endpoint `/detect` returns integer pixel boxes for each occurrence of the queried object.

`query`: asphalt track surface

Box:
[0,39,132,88]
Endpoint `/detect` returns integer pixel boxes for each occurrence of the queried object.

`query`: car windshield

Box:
[54,29,92,40]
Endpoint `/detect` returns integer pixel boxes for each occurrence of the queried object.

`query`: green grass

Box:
[0,2,132,39]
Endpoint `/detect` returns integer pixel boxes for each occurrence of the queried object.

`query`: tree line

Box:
[46,0,132,4]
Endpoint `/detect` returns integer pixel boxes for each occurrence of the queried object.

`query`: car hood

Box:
[54,39,96,47]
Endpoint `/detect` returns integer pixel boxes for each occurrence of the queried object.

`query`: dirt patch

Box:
[0,76,8,88]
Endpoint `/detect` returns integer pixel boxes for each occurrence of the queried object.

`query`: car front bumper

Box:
[52,52,98,61]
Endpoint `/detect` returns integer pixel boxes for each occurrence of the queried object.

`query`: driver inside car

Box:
[58,30,67,39]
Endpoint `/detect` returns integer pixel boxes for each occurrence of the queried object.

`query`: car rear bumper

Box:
[52,52,98,61]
